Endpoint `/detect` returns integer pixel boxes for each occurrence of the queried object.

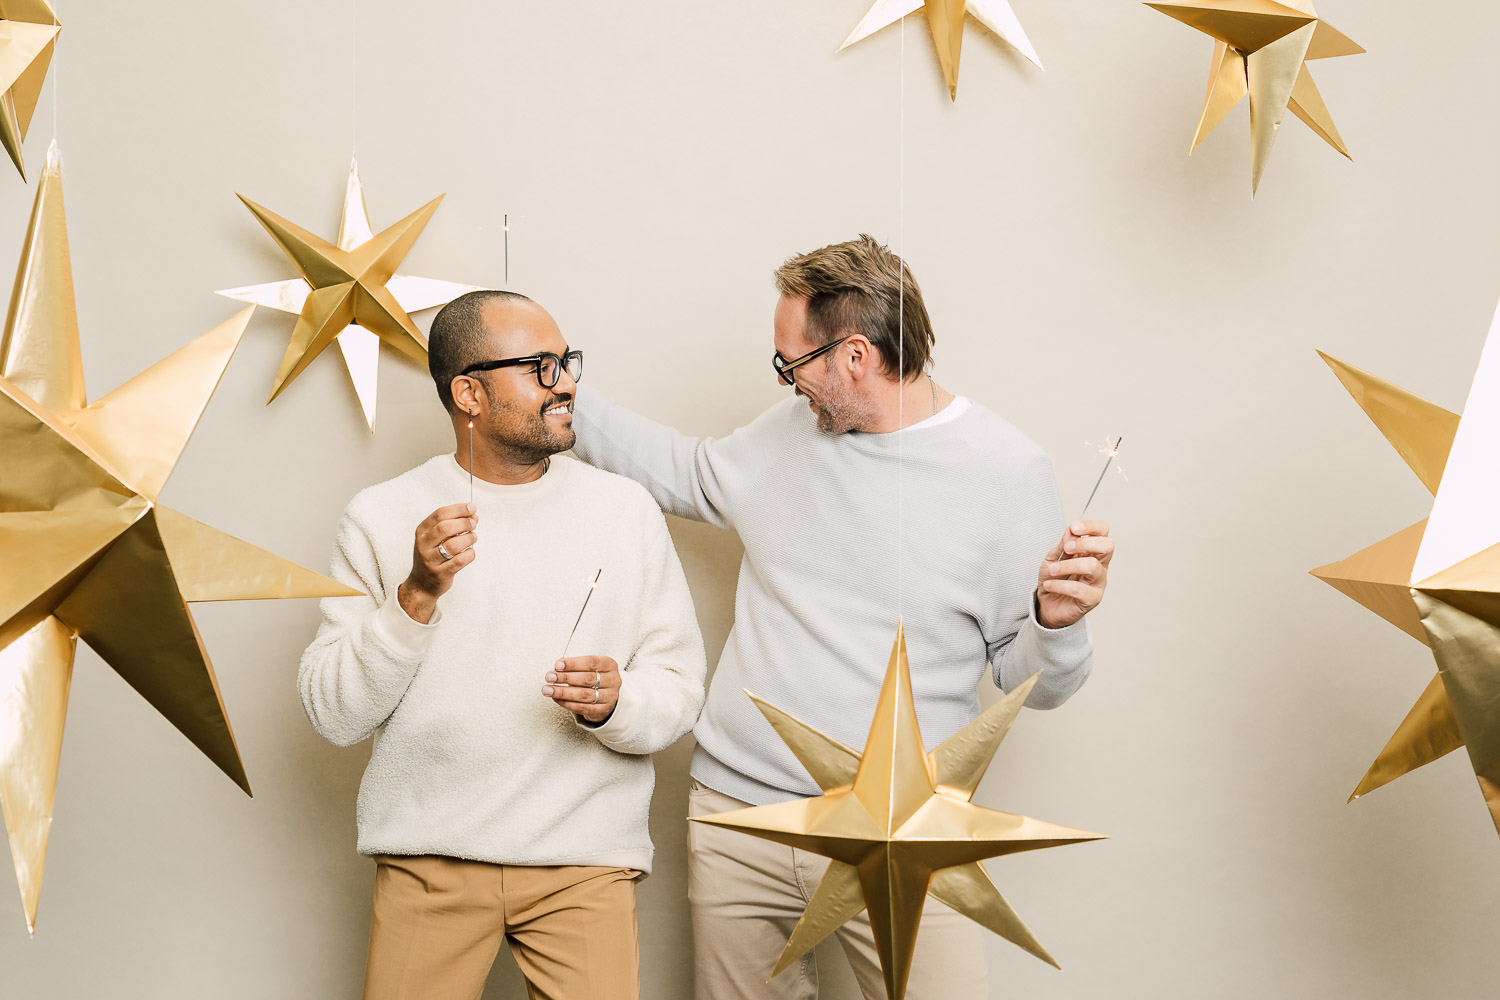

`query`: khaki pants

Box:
[688,781,988,1000]
[363,855,640,1000]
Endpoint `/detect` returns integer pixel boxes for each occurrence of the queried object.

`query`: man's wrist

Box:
[397,579,439,624]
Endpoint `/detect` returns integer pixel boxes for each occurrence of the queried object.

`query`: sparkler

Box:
[560,569,603,660]
[503,214,509,287]
[467,415,474,504]
[1077,436,1124,521]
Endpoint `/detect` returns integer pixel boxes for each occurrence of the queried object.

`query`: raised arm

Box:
[297,502,473,746]
[578,507,709,755]
[571,385,735,529]
[987,455,1095,709]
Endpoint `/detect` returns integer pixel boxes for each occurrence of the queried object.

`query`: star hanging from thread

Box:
[0,0,60,180]
[218,159,479,431]
[691,624,1104,999]
[1145,0,1364,195]
[840,0,1043,100]
[0,144,359,934]
[1311,299,1500,839]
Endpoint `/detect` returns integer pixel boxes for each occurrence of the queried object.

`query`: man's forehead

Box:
[480,300,564,353]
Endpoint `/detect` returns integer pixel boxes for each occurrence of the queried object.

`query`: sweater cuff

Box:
[576,672,643,750]
[1030,592,1086,635]
[370,596,441,660]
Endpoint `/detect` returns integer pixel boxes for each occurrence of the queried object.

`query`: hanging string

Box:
[897,16,906,623]
[351,0,358,155]
[51,0,58,142]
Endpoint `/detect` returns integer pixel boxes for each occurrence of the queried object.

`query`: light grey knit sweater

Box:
[298,454,707,874]
[571,388,1092,806]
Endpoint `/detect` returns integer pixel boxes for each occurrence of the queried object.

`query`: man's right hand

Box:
[398,503,477,623]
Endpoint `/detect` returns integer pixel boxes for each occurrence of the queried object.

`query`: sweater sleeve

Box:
[987,454,1094,709]
[297,505,438,747]
[570,385,737,530]
[581,505,708,755]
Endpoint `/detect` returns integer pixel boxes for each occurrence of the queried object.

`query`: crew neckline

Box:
[442,452,571,499]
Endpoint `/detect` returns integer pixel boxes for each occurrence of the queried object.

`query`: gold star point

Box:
[218,159,480,431]
[0,0,60,181]
[0,149,359,934]
[1146,0,1364,195]
[691,624,1104,998]
[1313,299,1500,836]
[839,0,1044,100]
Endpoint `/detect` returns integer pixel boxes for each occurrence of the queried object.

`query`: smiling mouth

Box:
[543,398,573,417]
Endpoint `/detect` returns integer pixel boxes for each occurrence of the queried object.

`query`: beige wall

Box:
[4,0,1499,996]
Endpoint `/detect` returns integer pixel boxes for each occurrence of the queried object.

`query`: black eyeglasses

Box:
[772,337,849,386]
[460,350,584,389]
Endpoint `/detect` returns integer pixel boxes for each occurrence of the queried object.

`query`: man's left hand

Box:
[543,655,621,724]
[1036,520,1113,629]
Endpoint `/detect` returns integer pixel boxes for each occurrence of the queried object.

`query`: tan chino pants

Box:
[688,781,988,1000]
[363,854,640,1000]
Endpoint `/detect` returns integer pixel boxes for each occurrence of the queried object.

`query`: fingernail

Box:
[1072,522,1085,533]
[467,504,476,514]
[555,660,565,669]
[546,672,557,683]
[1064,540,1075,553]
[541,686,553,696]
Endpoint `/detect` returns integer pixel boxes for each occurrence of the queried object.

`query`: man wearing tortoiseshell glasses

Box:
[571,235,1115,999]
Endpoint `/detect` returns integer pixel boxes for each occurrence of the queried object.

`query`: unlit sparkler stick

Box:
[467,417,475,504]
[560,569,603,660]
[1077,436,1123,522]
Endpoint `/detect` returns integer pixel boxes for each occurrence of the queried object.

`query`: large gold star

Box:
[1312,299,1500,838]
[218,159,479,431]
[1146,0,1364,195]
[839,0,1043,100]
[0,0,59,180]
[691,625,1104,999]
[0,144,359,934]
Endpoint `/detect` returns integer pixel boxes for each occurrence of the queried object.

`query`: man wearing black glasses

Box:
[571,236,1114,999]
[299,290,707,1000]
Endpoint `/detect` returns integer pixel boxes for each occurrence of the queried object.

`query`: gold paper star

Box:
[691,625,1104,998]
[218,159,479,431]
[0,145,359,933]
[1312,300,1500,837]
[839,0,1043,100]
[1146,0,1364,195]
[0,0,59,180]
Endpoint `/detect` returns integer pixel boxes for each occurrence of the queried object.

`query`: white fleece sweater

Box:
[298,454,707,874]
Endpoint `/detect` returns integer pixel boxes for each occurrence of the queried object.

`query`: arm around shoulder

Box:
[570,385,737,529]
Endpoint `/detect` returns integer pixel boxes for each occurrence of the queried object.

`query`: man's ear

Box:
[452,375,482,415]
[845,335,874,378]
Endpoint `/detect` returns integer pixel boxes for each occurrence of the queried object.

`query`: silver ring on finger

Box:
[592,671,600,690]
[438,542,453,560]
[592,688,600,704]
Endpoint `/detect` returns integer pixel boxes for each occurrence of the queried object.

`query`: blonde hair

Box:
[773,234,934,381]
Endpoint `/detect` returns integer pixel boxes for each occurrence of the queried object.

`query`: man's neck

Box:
[860,374,954,433]
[457,436,551,485]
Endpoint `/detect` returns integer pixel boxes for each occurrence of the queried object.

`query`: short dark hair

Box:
[427,290,533,411]
[772,234,934,381]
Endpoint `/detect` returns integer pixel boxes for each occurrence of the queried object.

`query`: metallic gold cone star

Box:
[0,144,360,934]
[0,0,59,181]
[691,624,1104,998]
[1145,0,1364,195]
[1311,299,1500,837]
[839,0,1043,100]
[218,159,479,431]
